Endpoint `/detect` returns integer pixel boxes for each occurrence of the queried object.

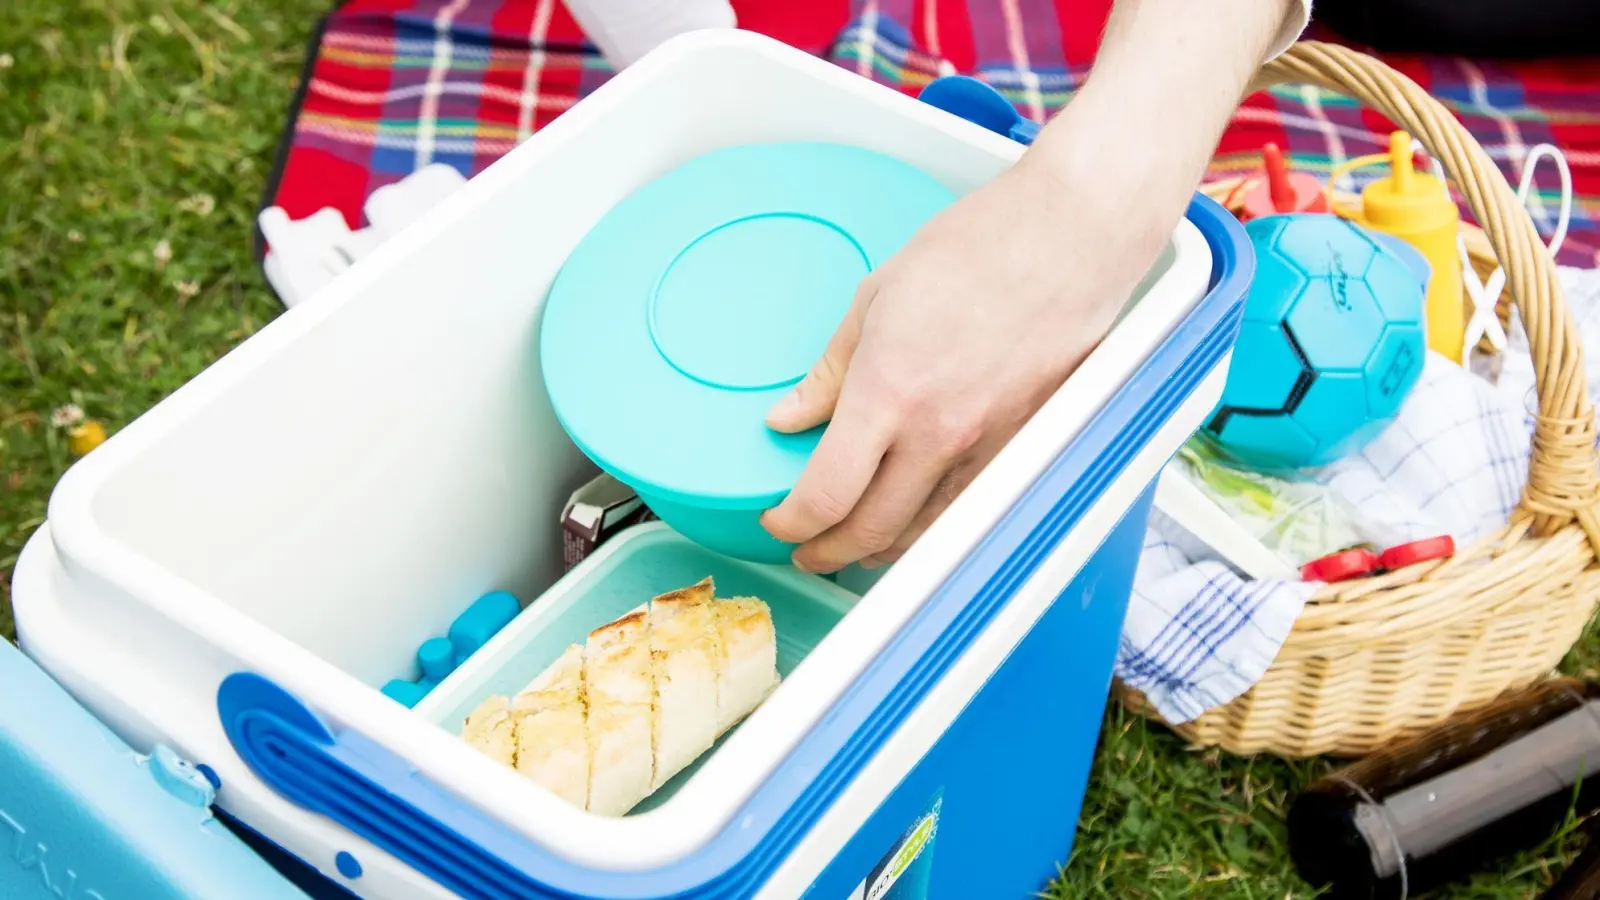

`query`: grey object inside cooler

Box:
[561,473,657,571]
[560,472,892,592]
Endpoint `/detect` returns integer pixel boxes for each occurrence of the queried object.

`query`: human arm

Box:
[760,0,1309,573]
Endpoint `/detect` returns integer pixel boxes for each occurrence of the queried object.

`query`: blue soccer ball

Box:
[1202,213,1428,470]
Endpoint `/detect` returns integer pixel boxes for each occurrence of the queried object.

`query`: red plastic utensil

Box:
[1301,547,1381,583]
[1379,535,1455,571]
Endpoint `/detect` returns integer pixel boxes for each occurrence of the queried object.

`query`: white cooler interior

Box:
[41,31,1213,869]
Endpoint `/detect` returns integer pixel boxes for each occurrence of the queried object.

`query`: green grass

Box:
[0,3,1592,897]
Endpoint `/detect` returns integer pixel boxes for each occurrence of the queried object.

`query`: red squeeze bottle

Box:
[1239,143,1329,221]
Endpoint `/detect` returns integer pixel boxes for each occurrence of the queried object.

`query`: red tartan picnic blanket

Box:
[259,0,1600,274]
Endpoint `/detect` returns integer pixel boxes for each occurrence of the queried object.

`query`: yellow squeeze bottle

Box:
[1354,131,1466,362]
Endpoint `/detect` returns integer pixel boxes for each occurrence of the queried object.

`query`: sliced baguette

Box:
[460,578,780,817]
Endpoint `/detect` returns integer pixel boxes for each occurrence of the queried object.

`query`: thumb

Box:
[767,286,870,433]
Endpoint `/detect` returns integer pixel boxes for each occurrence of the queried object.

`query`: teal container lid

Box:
[541,142,955,510]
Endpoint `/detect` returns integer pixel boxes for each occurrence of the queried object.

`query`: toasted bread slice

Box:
[500,643,592,808]
[648,578,721,789]
[713,596,781,735]
[461,694,518,768]
[584,604,655,814]
[585,605,654,705]
[513,643,585,707]
[514,701,591,810]
[584,702,653,817]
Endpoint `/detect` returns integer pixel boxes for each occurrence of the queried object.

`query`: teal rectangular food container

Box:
[414,522,857,813]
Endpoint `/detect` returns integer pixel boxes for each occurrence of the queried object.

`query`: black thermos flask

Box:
[1288,678,1600,899]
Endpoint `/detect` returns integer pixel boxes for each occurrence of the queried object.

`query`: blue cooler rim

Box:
[215,189,1252,900]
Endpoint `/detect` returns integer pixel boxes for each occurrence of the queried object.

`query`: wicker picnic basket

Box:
[1116,40,1600,758]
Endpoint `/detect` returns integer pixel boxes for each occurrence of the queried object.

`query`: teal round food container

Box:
[540,142,955,563]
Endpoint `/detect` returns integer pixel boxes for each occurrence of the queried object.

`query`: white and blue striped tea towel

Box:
[1116,265,1600,725]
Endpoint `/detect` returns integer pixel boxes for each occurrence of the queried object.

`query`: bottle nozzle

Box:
[1263,142,1295,213]
[1389,130,1414,195]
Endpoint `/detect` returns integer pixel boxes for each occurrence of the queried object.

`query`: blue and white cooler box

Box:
[9,31,1252,900]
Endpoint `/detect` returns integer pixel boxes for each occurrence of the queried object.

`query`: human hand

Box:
[755,0,1294,574]
[758,154,1170,574]
[755,0,1292,573]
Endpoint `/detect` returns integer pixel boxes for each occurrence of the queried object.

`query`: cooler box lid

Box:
[0,638,307,900]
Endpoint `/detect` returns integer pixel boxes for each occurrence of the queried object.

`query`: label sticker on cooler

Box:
[848,793,942,900]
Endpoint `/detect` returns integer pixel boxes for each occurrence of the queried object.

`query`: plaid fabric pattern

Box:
[262,0,1600,269]
[264,0,858,226]
[1218,53,1600,268]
